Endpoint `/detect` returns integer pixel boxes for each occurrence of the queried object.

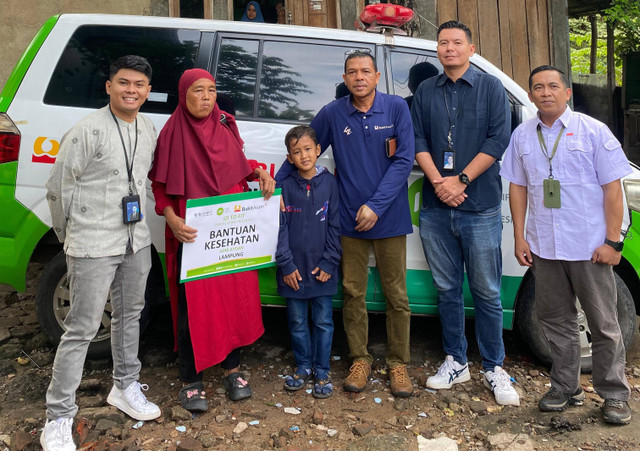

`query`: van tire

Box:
[515,269,636,373]
[36,250,161,359]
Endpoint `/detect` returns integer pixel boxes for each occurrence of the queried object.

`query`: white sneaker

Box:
[483,366,520,406]
[40,418,75,451]
[107,381,161,421]
[426,355,471,389]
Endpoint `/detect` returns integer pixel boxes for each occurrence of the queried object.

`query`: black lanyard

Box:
[443,81,468,150]
[536,123,565,179]
[109,107,138,196]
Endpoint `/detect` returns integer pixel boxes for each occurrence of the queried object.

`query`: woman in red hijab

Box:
[149,69,275,411]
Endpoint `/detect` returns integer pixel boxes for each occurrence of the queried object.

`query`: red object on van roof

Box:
[358,3,414,28]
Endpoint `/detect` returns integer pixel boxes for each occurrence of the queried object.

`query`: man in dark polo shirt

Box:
[276,49,415,397]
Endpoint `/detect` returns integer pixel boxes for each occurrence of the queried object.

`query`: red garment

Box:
[149,68,264,372]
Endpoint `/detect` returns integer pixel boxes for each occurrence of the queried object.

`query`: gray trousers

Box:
[532,254,630,401]
[46,247,151,419]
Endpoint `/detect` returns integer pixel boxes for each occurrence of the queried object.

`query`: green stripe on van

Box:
[0,162,50,291]
[0,15,59,112]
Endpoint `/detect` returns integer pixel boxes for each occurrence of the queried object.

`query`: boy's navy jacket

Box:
[276,166,341,299]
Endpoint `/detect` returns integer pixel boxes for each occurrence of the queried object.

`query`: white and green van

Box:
[1,14,638,367]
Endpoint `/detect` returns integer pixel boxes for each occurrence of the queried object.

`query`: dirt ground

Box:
[1,248,640,450]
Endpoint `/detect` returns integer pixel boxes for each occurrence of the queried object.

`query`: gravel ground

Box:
[1,248,640,450]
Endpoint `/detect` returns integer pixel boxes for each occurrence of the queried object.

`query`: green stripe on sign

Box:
[186,188,282,208]
[186,255,274,278]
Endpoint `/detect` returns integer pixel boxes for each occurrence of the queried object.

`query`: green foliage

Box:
[570,0,640,87]
[569,17,622,85]
[604,0,640,55]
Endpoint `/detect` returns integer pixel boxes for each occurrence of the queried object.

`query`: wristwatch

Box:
[604,238,624,252]
[458,172,470,186]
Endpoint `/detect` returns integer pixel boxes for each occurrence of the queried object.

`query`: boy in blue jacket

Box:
[276,125,341,398]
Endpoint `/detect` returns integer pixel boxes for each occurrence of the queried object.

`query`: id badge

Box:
[122,195,142,224]
[543,178,561,208]
[443,150,455,171]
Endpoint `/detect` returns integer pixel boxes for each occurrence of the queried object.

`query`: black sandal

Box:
[223,372,252,401]
[179,381,208,412]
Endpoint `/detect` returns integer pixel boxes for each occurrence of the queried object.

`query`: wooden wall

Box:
[434,0,555,90]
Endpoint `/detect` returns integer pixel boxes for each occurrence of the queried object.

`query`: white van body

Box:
[9,13,535,277]
[2,14,637,364]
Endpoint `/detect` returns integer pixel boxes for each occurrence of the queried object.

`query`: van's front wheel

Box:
[35,251,160,359]
[515,269,636,373]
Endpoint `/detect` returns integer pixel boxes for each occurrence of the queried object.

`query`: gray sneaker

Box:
[538,386,585,412]
[602,399,632,425]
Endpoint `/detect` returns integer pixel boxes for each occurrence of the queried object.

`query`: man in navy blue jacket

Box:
[276,49,415,397]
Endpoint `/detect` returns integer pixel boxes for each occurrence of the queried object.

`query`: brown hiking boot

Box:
[389,364,413,398]
[344,361,371,392]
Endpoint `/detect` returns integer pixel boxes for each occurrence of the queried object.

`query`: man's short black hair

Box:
[110,55,152,82]
[344,49,378,73]
[437,20,472,43]
[285,125,318,152]
[528,65,569,91]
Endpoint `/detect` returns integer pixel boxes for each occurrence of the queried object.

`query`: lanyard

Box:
[443,82,467,149]
[536,123,565,179]
[109,107,138,196]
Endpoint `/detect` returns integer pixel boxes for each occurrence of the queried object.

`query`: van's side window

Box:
[216,39,260,118]
[258,42,361,121]
[43,26,200,114]
[215,39,374,122]
[389,51,442,103]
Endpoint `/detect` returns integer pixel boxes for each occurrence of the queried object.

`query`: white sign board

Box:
[180,190,281,282]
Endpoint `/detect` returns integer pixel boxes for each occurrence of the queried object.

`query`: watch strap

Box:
[604,238,624,252]
[458,172,470,186]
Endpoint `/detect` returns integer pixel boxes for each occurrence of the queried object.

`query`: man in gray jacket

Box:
[41,55,160,451]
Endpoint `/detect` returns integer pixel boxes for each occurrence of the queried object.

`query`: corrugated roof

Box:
[568,0,612,18]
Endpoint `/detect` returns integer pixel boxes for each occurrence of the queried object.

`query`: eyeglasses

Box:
[344,48,373,58]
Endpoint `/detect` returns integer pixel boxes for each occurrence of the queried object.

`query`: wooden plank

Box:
[508,0,530,89]
[437,0,458,25]
[290,0,306,25]
[168,0,179,17]
[548,0,570,78]
[497,0,513,78]
[203,0,213,19]
[415,0,439,40]
[211,0,230,20]
[477,0,501,69]
[308,0,328,28]
[458,0,480,51]
[525,0,549,73]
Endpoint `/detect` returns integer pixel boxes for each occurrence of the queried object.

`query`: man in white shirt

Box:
[42,55,161,451]
[500,65,632,424]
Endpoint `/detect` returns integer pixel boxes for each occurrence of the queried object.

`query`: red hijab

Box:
[149,68,253,198]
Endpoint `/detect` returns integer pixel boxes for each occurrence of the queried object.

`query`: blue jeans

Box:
[419,205,504,371]
[286,296,334,377]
